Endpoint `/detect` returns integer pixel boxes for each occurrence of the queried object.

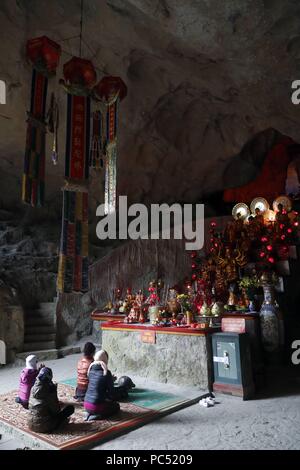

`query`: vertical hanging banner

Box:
[93,76,127,214]
[57,57,96,293]
[22,36,61,207]
[89,111,104,169]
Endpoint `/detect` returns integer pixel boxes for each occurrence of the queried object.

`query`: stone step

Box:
[23,341,56,352]
[25,317,55,327]
[24,333,56,343]
[32,308,55,318]
[39,302,56,313]
[25,325,56,335]
[15,345,81,365]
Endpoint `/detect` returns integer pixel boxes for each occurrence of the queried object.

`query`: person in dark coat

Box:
[74,342,96,401]
[27,367,74,433]
[84,350,124,421]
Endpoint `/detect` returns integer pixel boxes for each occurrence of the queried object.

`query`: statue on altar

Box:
[227,282,239,308]
[254,207,265,226]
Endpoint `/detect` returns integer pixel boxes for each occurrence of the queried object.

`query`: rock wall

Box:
[1,1,300,351]
[0,281,24,363]
[0,0,300,215]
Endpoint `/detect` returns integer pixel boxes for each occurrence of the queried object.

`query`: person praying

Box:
[27,367,74,433]
[15,354,44,409]
[74,341,96,402]
[83,350,122,421]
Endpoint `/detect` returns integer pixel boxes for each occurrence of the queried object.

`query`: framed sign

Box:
[140,330,156,344]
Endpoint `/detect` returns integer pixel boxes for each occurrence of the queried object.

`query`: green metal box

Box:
[212,332,255,400]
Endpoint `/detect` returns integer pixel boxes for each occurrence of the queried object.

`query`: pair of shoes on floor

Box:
[84,413,103,422]
[199,396,215,407]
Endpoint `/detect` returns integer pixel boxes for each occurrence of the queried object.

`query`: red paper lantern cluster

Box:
[26,36,61,74]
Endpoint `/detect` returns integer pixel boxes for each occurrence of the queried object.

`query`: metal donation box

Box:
[212,332,255,400]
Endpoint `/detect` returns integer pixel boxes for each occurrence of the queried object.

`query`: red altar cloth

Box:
[101,321,220,336]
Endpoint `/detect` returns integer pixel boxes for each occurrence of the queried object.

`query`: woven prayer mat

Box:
[0,382,199,450]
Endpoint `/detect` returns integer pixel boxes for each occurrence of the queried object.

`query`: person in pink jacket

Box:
[15,355,44,409]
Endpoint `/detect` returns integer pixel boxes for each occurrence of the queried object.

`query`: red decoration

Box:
[26,36,61,74]
[63,57,97,88]
[266,245,273,251]
[223,136,295,204]
[94,76,127,102]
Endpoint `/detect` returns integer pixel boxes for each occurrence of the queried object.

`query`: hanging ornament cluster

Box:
[22,29,127,294]
[57,56,95,294]
[93,76,127,214]
[22,36,61,207]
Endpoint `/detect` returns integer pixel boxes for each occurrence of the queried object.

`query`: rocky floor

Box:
[1,353,300,450]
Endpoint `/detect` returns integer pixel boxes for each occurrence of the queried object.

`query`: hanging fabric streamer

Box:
[103,98,118,215]
[47,92,60,165]
[93,76,127,214]
[57,56,96,293]
[22,36,61,206]
[89,111,104,169]
[57,187,89,293]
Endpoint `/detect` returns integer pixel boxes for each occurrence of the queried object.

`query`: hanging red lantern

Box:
[63,56,97,89]
[94,76,127,102]
[26,36,61,75]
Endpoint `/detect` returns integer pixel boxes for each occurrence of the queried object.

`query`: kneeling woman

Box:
[27,367,74,433]
[84,350,120,421]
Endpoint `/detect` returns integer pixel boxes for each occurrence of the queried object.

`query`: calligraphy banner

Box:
[65,94,90,181]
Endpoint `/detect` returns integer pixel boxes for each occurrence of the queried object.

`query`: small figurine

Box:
[254,207,265,226]
[227,283,239,308]
[124,288,135,307]
[104,301,113,313]
[167,287,181,316]
[127,307,139,323]
[145,281,160,305]
[135,289,145,307]
[138,310,146,323]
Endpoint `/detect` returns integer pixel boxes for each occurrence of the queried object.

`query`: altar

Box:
[101,321,220,390]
